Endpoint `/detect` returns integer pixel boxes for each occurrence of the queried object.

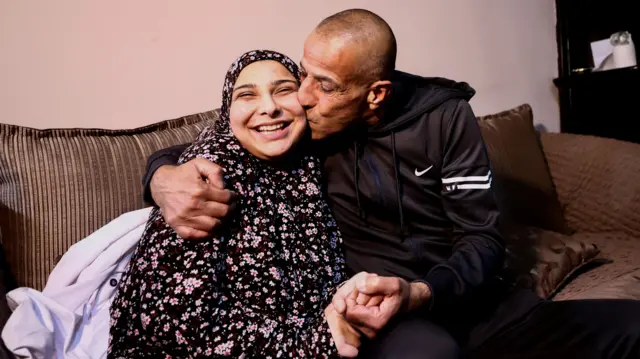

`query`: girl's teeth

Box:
[257,123,285,132]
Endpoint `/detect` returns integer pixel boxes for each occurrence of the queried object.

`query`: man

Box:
[143,9,640,359]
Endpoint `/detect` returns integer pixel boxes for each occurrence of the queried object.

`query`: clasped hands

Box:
[325,272,432,357]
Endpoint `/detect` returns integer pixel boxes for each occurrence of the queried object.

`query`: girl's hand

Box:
[325,304,361,358]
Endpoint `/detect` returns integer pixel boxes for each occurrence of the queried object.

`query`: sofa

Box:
[1,104,639,351]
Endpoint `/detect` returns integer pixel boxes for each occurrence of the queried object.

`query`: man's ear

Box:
[366,80,393,111]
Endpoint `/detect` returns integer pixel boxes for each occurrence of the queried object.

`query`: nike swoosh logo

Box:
[415,165,433,176]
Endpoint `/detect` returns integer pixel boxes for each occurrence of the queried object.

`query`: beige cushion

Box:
[0,110,218,289]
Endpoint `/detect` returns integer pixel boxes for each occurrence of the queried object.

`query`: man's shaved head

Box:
[298,9,397,139]
[312,8,397,83]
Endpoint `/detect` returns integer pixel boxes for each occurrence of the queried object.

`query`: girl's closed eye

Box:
[236,91,255,99]
[275,86,296,95]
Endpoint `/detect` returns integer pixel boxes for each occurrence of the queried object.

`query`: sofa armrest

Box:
[540,132,640,238]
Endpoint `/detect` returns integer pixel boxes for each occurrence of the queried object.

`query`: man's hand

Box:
[325,304,361,358]
[333,272,432,338]
[150,158,237,239]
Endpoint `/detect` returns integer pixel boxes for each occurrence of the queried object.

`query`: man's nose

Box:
[258,95,280,117]
[297,76,316,108]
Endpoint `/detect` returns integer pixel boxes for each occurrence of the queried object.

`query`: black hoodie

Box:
[319,71,505,312]
[142,71,506,313]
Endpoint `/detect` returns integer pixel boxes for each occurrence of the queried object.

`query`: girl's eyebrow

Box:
[271,79,298,86]
[233,79,296,93]
[232,83,256,93]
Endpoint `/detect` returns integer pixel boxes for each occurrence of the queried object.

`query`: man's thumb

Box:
[192,158,224,188]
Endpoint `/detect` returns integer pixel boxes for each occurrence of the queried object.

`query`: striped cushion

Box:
[0,110,218,289]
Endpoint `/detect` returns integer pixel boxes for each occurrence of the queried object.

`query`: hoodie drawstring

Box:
[391,132,408,239]
[354,134,408,238]
[354,142,365,220]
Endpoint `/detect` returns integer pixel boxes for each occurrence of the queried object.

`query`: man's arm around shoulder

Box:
[142,144,237,239]
[142,144,188,205]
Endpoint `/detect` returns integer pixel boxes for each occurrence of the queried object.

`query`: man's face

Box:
[298,33,370,140]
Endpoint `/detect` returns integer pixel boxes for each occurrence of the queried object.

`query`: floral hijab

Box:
[212,49,301,135]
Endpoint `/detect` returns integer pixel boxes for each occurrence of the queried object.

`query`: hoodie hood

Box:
[369,71,476,134]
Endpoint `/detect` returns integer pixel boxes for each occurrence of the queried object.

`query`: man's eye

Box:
[237,92,254,98]
[320,85,334,93]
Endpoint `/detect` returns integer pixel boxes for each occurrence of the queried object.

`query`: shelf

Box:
[553,65,640,87]
[554,0,640,144]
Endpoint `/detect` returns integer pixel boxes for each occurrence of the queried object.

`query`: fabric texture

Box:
[540,132,640,239]
[502,227,602,298]
[2,207,151,359]
[552,232,640,301]
[109,50,346,358]
[539,132,640,300]
[562,268,640,301]
[476,104,569,234]
[474,104,608,299]
[0,111,216,290]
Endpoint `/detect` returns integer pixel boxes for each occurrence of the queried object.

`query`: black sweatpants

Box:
[358,287,640,359]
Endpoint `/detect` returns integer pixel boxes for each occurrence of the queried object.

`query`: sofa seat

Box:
[554,232,640,300]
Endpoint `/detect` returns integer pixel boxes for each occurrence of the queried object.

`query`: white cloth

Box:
[2,207,152,359]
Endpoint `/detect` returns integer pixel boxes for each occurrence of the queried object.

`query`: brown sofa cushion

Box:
[503,227,602,298]
[565,269,640,301]
[475,104,605,298]
[540,133,640,239]
[0,110,218,289]
[476,104,569,234]
[553,232,640,301]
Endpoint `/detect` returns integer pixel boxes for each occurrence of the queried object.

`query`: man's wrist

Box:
[406,281,432,312]
[149,165,175,204]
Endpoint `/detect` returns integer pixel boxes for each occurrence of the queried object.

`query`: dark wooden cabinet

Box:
[554,0,640,144]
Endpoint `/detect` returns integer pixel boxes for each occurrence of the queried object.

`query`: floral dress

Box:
[108,132,346,358]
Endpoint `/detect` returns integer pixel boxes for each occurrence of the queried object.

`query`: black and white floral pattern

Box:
[109,50,345,358]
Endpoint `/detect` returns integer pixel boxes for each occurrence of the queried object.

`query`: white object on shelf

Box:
[591,31,637,71]
[591,38,613,70]
[611,31,637,69]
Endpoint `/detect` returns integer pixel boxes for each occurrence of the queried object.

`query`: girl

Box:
[108,50,356,358]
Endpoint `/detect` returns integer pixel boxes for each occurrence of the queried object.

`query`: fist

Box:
[150,158,237,239]
[332,272,431,338]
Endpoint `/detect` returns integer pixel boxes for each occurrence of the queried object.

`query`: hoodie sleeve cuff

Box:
[418,265,461,311]
[142,156,179,206]
[411,279,435,311]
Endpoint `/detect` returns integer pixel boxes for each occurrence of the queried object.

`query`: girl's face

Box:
[229,60,307,161]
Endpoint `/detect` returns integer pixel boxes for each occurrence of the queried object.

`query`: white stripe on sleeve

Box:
[442,171,491,184]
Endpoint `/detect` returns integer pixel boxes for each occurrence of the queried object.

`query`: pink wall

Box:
[0,0,559,131]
